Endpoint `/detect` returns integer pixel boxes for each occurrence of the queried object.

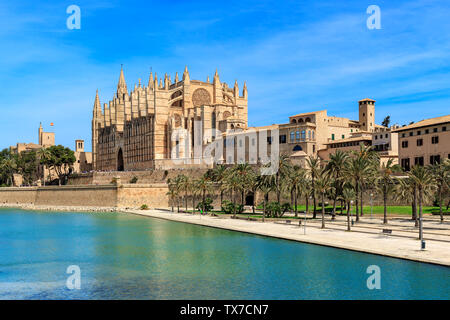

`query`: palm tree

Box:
[326,150,349,219]
[289,166,306,217]
[212,164,227,208]
[196,174,213,214]
[408,165,434,241]
[257,171,276,222]
[231,163,254,207]
[394,177,419,227]
[224,170,241,218]
[339,183,355,231]
[166,178,178,212]
[315,168,334,229]
[345,156,372,222]
[306,156,320,219]
[173,175,185,213]
[428,162,447,223]
[274,154,291,204]
[375,159,398,224]
[0,158,17,186]
[37,147,52,186]
[353,145,378,217]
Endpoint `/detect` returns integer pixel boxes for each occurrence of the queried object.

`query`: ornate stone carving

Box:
[192,88,211,107]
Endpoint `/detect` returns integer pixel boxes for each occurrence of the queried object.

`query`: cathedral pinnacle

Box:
[117,65,128,97]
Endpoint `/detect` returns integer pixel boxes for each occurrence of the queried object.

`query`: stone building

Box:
[92,66,248,171]
[394,115,450,171]
[9,123,92,185]
[222,98,395,166]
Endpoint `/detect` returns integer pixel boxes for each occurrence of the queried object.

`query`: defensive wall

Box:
[0,184,169,209]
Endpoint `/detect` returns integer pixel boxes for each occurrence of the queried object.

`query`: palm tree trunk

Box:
[202,190,206,214]
[439,185,443,223]
[360,185,364,216]
[220,190,223,209]
[263,195,266,222]
[413,186,418,227]
[383,189,388,224]
[185,190,188,213]
[332,197,337,220]
[294,189,298,218]
[321,192,325,229]
[419,186,423,241]
[346,201,351,231]
[355,182,359,222]
[305,195,309,215]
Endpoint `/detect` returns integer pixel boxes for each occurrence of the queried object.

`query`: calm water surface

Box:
[0,208,448,299]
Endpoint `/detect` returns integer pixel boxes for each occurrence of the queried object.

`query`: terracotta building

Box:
[393,115,450,171]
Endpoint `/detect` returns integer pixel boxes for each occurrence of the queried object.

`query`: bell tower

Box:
[359,98,375,132]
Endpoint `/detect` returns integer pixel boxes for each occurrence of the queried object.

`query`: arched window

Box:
[301,130,306,140]
[293,145,302,151]
[211,112,216,129]
[290,132,295,142]
[299,118,304,123]
[305,117,311,122]
[296,131,300,141]
[291,119,297,124]
[308,131,311,140]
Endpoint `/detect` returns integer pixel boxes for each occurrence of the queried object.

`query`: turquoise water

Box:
[0,208,448,300]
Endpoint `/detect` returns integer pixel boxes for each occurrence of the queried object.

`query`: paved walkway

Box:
[124,209,450,267]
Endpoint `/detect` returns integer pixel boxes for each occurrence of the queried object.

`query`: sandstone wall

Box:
[0,184,170,209]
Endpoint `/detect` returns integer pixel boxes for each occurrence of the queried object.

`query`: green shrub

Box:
[196,198,214,212]
[130,176,138,184]
[140,204,149,210]
[221,200,244,215]
[266,202,291,218]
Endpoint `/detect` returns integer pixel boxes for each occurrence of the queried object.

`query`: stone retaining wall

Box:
[0,184,169,209]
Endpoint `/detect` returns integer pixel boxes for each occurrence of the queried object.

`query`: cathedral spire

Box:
[243,81,248,98]
[117,65,128,97]
[148,71,154,88]
[175,72,179,83]
[213,69,220,84]
[94,89,102,117]
[183,66,190,83]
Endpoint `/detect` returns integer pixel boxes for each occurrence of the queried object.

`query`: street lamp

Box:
[350,200,354,226]
[370,193,374,220]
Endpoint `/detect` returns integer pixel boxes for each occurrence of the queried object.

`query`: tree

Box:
[339,183,355,231]
[257,170,276,222]
[314,168,334,229]
[381,115,391,127]
[196,174,213,215]
[375,159,399,224]
[428,162,448,223]
[37,147,52,185]
[211,164,227,208]
[394,177,419,227]
[408,165,434,241]
[306,156,321,219]
[166,178,178,212]
[326,150,349,219]
[345,156,372,222]
[289,166,306,217]
[41,145,76,185]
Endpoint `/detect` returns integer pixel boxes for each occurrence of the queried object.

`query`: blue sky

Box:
[1,0,449,151]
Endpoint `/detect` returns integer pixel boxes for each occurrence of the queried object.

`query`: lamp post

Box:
[350,200,354,226]
[370,193,374,220]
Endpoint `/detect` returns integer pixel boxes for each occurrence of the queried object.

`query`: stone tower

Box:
[359,98,375,132]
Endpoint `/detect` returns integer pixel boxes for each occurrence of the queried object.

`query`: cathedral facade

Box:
[92,67,248,171]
